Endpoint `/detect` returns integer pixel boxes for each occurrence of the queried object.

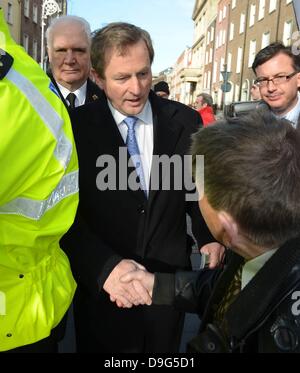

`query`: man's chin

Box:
[124,104,145,115]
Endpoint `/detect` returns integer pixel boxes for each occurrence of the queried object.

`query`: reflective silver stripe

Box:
[0,171,78,220]
[6,68,72,169]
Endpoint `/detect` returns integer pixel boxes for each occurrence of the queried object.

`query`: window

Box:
[209,48,213,63]
[7,3,13,24]
[207,71,211,89]
[213,63,217,84]
[222,30,226,45]
[261,32,270,49]
[33,40,38,61]
[23,34,29,53]
[229,23,234,41]
[207,31,210,45]
[258,0,265,20]
[220,57,225,81]
[248,40,257,67]
[33,4,38,23]
[249,4,256,27]
[236,48,243,73]
[205,51,209,65]
[240,13,246,34]
[235,84,240,101]
[286,0,292,3]
[219,10,223,23]
[227,53,232,72]
[210,27,214,42]
[269,0,277,13]
[223,5,227,19]
[232,0,236,9]
[24,0,30,18]
[283,21,293,46]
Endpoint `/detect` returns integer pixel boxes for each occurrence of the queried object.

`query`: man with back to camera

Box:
[61,21,225,353]
[252,42,300,128]
[121,111,300,353]
[46,15,101,110]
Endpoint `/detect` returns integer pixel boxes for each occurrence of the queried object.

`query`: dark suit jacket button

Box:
[138,205,145,214]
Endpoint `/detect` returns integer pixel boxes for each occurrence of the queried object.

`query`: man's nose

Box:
[129,77,142,95]
[64,50,75,64]
[267,79,277,91]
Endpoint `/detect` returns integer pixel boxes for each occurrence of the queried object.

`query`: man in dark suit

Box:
[252,43,300,128]
[46,15,101,109]
[62,22,224,353]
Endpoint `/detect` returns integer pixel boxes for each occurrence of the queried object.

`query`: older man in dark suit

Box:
[46,15,101,109]
[61,22,224,353]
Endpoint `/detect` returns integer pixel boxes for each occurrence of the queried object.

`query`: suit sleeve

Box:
[185,108,215,248]
[153,268,221,316]
[61,206,123,298]
[60,104,123,298]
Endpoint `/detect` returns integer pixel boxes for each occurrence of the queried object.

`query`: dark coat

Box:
[154,236,300,353]
[48,73,101,109]
[61,91,215,352]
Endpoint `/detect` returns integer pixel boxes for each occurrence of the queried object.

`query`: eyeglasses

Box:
[254,71,299,87]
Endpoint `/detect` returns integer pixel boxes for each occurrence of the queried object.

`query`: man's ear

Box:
[218,211,239,247]
[91,68,104,89]
[296,72,300,89]
[46,47,51,63]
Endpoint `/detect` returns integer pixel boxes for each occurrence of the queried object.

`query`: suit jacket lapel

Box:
[48,73,69,109]
[226,237,300,341]
[148,93,185,202]
[86,95,146,202]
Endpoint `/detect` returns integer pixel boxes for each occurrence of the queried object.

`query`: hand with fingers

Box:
[200,242,226,269]
[120,269,154,302]
[103,259,152,308]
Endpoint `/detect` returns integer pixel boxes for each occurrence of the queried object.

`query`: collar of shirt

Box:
[277,92,300,128]
[241,248,277,290]
[57,81,88,107]
[107,99,153,191]
[107,99,153,129]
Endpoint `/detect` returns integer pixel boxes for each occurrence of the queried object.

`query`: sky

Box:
[67,0,195,74]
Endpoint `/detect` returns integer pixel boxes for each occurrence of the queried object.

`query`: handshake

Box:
[103,243,225,308]
[103,259,155,308]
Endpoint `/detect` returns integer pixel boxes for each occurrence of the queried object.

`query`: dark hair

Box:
[191,111,300,248]
[252,42,300,73]
[91,22,154,79]
[154,81,169,95]
[197,93,213,107]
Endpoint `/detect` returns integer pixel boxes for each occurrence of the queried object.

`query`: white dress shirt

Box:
[241,248,277,290]
[107,100,154,191]
[278,92,300,128]
[57,81,88,108]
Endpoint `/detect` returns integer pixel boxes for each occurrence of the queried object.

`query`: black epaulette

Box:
[0,49,13,80]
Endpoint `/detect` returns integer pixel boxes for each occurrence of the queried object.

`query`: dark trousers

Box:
[73,287,185,353]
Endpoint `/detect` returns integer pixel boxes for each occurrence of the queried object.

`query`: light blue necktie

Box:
[124,116,147,196]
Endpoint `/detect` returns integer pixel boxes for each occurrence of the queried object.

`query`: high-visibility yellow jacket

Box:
[0,9,78,351]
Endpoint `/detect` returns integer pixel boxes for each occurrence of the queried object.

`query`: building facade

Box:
[0,0,21,43]
[167,0,298,107]
[20,0,67,64]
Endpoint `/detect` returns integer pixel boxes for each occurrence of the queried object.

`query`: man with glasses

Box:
[252,42,300,128]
